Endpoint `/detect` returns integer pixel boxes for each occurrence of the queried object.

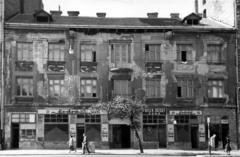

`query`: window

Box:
[111,44,131,64]
[20,129,36,141]
[81,79,97,97]
[207,45,223,64]
[85,114,101,123]
[146,79,161,97]
[175,115,197,123]
[49,79,64,97]
[17,78,33,96]
[11,114,35,123]
[175,125,190,142]
[48,44,65,61]
[208,80,224,98]
[187,19,199,25]
[113,80,132,96]
[44,114,68,142]
[177,78,194,98]
[17,43,33,61]
[81,43,96,62]
[143,125,158,141]
[177,44,193,62]
[86,124,101,142]
[44,114,68,123]
[143,115,166,124]
[145,44,161,62]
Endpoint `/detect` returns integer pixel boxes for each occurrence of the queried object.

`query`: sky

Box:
[42,0,195,18]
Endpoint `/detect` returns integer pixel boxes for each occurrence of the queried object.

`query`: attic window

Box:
[187,19,199,25]
[37,16,49,22]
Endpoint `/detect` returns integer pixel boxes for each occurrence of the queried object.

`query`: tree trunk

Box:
[134,127,144,153]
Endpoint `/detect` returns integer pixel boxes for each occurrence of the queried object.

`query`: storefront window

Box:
[11,113,35,123]
[20,129,36,141]
[143,125,158,141]
[175,125,190,142]
[86,124,101,141]
[44,114,69,142]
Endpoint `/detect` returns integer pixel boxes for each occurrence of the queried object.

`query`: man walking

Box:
[82,133,90,154]
[67,135,76,153]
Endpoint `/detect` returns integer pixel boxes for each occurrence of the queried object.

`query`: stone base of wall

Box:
[133,142,159,149]
[167,142,191,150]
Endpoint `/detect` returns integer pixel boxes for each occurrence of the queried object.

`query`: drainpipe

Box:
[0,0,5,150]
[234,0,239,150]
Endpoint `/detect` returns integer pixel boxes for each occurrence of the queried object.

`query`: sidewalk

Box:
[0,149,239,156]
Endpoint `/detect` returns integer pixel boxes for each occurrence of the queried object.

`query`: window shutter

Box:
[187,51,192,61]
[177,51,181,61]
[111,45,114,63]
[128,44,131,63]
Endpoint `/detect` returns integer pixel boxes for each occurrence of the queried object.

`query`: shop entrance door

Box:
[191,125,198,149]
[158,124,166,148]
[77,126,85,148]
[113,125,130,148]
[12,123,19,148]
[222,124,229,149]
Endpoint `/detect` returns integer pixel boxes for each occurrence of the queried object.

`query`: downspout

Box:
[234,0,239,150]
[0,0,5,150]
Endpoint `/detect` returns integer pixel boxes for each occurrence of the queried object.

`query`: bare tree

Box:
[89,96,147,153]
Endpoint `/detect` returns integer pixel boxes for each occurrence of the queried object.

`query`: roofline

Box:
[4,22,236,31]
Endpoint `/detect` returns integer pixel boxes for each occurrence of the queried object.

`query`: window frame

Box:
[207,44,223,64]
[177,78,194,98]
[81,79,97,98]
[177,44,193,63]
[146,78,161,98]
[145,44,161,62]
[16,77,33,97]
[49,78,65,97]
[17,43,33,61]
[48,43,65,61]
[113,79,132,96]
[208,80,224,98]
[111,44,131,64]
[80,43,96,62]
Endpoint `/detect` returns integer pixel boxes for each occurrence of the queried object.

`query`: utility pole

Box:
[0,0,5,150]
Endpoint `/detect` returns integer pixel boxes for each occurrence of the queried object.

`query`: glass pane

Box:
[54,85,60,96]
[60,52,64,61]
[85,51,92,61]
[22,85,29,96]
[212,87,218,97]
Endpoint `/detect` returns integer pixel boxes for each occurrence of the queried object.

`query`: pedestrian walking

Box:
[225,136,231,155]
[67,135,76,153]
[210,134,216,149]
[82,133,90,154]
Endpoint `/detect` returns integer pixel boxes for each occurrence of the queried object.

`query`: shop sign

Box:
[101,124,108,142]
[37,109,102,114]
[221,119,229,124]
[143,108,166,115]
[199,124,205,142]
[167,124,174,142]
[169,110,202,115]
[69,124,76,140]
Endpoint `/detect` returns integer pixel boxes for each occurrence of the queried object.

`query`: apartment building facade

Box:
[1,10,237,150]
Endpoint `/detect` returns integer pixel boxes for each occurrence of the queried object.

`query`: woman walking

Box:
[225,136,231,155]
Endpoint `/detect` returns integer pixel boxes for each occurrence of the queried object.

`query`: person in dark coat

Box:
[225,136,231,155]
[82,133,90,154]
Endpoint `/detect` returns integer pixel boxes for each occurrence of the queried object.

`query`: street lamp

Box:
[207,116,211,156]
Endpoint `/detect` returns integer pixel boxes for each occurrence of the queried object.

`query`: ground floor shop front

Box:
[3,107,238,150]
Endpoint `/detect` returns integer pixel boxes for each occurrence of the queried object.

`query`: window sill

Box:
[15,96,34,103]
[177,98,194,103]
[207,62,225,65]
[81,61,97,66]
[146,97,163,103]
[208,98,226,103]
[80,97,99,102]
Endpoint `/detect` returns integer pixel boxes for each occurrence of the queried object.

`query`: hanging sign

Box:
[169,110,202,115]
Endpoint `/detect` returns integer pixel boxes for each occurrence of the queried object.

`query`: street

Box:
[0,155,196,157]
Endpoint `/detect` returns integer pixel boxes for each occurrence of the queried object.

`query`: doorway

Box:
[12,123,19,148]
[222,124,229,149]
[158,124,166,148]
[112,125,130,148]
[191,125,198,149]
[77,126,85,148]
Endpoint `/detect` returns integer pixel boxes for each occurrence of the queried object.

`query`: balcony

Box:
[80,61,97,72]
[145,62,162,73]
[208,98,226,103]
[15,60,34,71]
[47,61,65,72]
[110,62,133,73]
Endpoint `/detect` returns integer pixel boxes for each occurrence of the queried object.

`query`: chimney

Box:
[97,13,106,17]
[195,0,198,13]
[50,10,62,16]
[147,12,158,18]
[67,11,80,16]
[170,13,180,19]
